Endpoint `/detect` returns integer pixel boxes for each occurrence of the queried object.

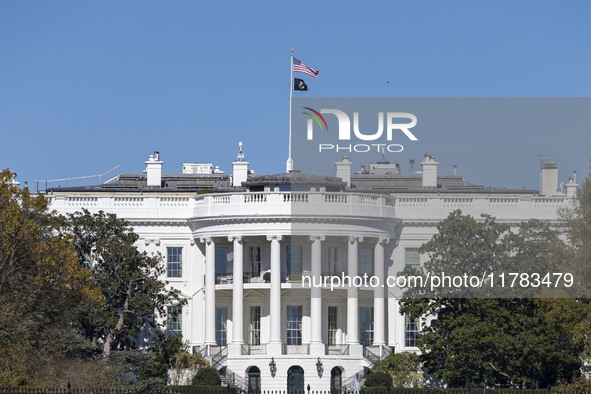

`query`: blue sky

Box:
[1,1,590,190]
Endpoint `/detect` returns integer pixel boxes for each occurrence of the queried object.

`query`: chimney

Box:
[145,151,163,187]
[540,161,558,196]
[335,156,352,188]
[232,142,249,187]
[421,153,439,188]
[565,172,578,198]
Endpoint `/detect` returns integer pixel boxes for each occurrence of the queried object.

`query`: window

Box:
[167,247,183,278]
[286,306,302,345]
[216,307,228,346]
[359,248,373,276]
[328,246,338,275]
[215,247,228,275]
[250,306,261,345]
[328,306,338,346]
[405,315,419,347]
[287,246,302,277]
[167,305,182,337]
[405,248,420,269]
[250,247,261,277]
[360,307,373,346]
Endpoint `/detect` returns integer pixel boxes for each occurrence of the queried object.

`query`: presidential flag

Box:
[294,78,308,91]
[293,57,319,78]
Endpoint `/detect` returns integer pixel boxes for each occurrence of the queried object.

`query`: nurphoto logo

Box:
[303,107,419,153]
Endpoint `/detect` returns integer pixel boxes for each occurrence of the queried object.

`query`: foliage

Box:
[145,332,188,382]
[168,386,229,393]
[555,376,591,393]
[0,170,103,388]
[0,171,188,389]
[364,372,393,387]
[171,351,210,370]
[371,353,423,388]
[400,210,582,388]
[191,367,221,386]
[65,208,186,356]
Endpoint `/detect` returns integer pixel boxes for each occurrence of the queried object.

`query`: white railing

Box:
[113,196,144,207]
[66,197,99,207]
[244,193,267,203]
[397,197,428,207]
[490,197,521,207]
[50,190,574,224]
[443,197,473,207]
[212,195,231,204]
[160,197,191,207]
[325,193,348,204]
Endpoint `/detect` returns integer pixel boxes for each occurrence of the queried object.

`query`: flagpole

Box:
[286,48,294,173]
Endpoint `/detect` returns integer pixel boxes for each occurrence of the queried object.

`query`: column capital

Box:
[377,237,390,245]
[266,235,283,242]
[309,235,326,242]
[228,235,244,243]
[348,236,363,244]
[199,237,213,244]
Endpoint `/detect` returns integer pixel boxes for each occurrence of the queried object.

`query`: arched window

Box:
[287,365,305,394]
[330,367,343,394]
[247,366,261,394]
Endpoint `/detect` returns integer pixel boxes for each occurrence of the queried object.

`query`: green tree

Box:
[0,170,102,387]
[400,210,581,388]
[542,176,591,371]
[66,209,186,357]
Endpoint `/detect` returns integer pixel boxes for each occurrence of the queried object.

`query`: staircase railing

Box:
[363,346,380,364]
[342,368,369,392]
[211,345,228,369]
[219,366,248,391]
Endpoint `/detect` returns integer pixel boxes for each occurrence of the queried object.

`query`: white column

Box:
[347,236,363,356]
[310,235,325,355]
[373,237,388,346]
[229,236,244,356]
[267,235,283,355]
[201,237,216,347]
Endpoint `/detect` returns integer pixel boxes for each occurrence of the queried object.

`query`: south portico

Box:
[193,228,396,358]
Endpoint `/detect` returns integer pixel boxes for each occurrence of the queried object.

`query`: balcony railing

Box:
[47,191,572,224]
[328,344,350,355]
[283,344,310,354]
[215,271,269,284]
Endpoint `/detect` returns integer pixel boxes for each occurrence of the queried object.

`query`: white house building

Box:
[45,145,578,392]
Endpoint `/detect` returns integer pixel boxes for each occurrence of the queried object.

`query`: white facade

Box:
[45,151,577,391]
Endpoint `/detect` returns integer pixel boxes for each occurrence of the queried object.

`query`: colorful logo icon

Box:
[302,107,328,131]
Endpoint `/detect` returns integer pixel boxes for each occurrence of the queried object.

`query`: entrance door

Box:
[247,366,261,394]
[287,365,305,394]
[330,367,342,394]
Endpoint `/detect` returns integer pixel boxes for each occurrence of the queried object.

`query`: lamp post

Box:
[269,357,277,377]
[316,357,323,377]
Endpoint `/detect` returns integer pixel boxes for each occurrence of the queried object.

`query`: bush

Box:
[191,367,221,386]
[263,272,271,282]
[370,352,423,388]
[364,371,392,387]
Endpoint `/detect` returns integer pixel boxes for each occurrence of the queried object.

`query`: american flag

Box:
[293,57,319,78]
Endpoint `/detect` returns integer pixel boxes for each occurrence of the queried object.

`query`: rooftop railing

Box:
[46,191,573,223]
